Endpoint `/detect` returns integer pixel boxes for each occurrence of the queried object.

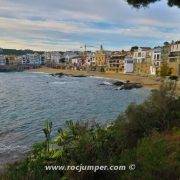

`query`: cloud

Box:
[0,37,82,51]
[0,0,179,50]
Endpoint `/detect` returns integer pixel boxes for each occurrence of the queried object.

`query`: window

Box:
[157,54,160,60]
[6,59,10,65]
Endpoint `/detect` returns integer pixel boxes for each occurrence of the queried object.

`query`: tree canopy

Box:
[126,0,180,8]
[0,48,44,56]
[131,46,139,51]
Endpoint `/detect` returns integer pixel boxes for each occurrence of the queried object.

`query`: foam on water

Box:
[0,143,28,153]
[50,81,78,85]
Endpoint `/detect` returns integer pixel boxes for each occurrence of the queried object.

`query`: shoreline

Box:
[27,67,161,89]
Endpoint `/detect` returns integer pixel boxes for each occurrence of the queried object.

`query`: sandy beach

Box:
[28,67,162,89]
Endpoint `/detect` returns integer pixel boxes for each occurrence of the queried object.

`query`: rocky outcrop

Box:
[101,80,143,90]
[117,83,143,90]
[50,73,143,90]
[113,81,143,90]
[50,73,87,78]
[50,73,64,77]
[113,81,124,86]
[72,74,87,77]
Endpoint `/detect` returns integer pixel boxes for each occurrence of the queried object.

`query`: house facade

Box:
[0,55,6,66]
[4,55,18,65]
[44,51,65,67]
[152,47,162,67]
[0,55,19,71]
[70,56,83,68]
[18,53,42,67]
[168,41,180,76]
[95,51,107,67]
[95,46,108,72]
[26,53,42,66]
[124,57,134,74]
[85,52,96,66]
[107,51,126,73]
[133,47,152,75]
[64,52,80,63]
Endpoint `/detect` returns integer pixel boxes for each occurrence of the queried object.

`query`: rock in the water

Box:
[123,83,143,90]
[50,73,87,78]
[113,81,124,86]
[72,74,87,77]
[115,82,143,90]
[50,73,65,77]
[134,83,143,88]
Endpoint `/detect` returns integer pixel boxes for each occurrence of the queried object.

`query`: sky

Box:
[0,0,179,51]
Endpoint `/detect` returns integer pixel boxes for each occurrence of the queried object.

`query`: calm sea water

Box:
[0,72,150,166]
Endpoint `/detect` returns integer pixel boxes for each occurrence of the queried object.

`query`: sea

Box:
[0,72,150,167]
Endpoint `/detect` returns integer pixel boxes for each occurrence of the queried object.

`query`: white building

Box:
[150,66,156,75]
[18,53,42,65]
[44,51,63,65]
[44,52,51,64]
[168,40,180,76]
[152,47,162,67]
[26,53,42,65]
[41,54,45,65]
[170,41,180,52]
[124,57,134,73]
[50,52,63,64]
[64,52,79,62]
[17,55,26,65]
[85,52,95,66]
[133,47,151,63]
[0,55,6,66]
[70,57,82,67]
[44,51,80,66]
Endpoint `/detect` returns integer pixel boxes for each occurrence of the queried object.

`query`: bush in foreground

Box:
[3,81,180,180]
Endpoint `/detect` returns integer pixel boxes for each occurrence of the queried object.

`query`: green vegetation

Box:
[160,61,172,77]
[0,48,44,56]
[100,67,106,72]
[43,121,53,153]
[126,0,180,8]
[3,80,180,180]
[130,46,139,52]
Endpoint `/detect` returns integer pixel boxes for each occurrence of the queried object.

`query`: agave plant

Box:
[55,128,69,146]
[43,120,52,152]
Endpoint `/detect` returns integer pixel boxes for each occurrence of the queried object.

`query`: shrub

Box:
[136,131,180,180]
[4,81,180,179]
